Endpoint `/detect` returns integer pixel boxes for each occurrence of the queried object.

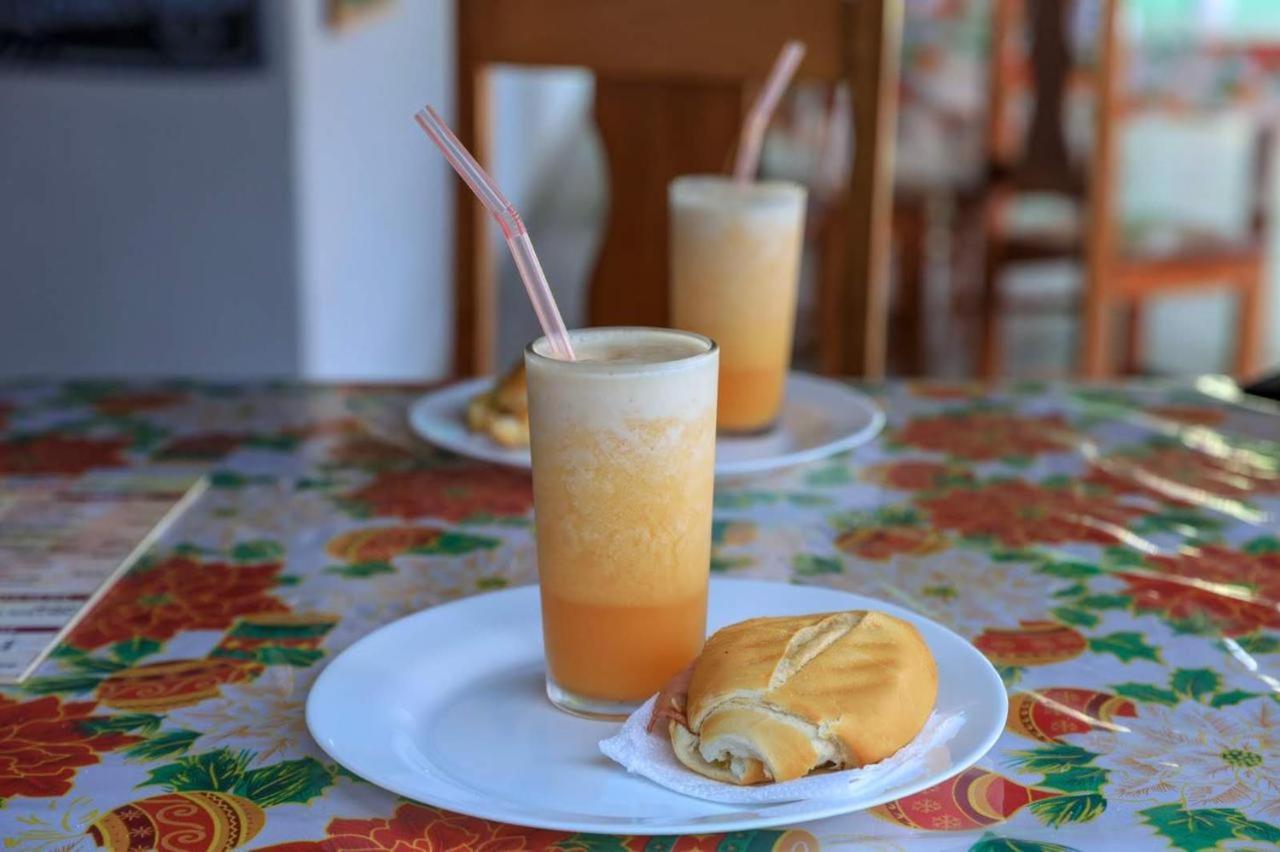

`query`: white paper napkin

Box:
[599,697,965,804]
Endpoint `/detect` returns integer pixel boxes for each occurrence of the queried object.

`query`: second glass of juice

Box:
[669,175,806,433]
[524,327,718,719]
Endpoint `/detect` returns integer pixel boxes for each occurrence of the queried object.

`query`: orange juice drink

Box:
[525,328,718,718]
[669,175,806,433]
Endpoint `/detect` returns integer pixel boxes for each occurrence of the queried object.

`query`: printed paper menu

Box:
[0,470,206,682]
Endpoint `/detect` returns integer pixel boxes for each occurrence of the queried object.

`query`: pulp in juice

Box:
[525,329,718,706]
[670,176,806,432]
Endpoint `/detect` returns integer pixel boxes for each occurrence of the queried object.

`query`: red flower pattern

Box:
[0,380,1264,845]
[259,802,572,851]
[0,695,139,799]
[68,555,287,650]
[329,436,419,469]
[1119,545,1280,636]
[260,802,811,851]
[92,391,186,416]
[327,526,443,562]
[836,526,950,561]
[156,433,248,460]
[1145,405,1226,426]
[917,480,1144,546]
[972,621,1088,667]
[895,412,1078,460]
[345,467,532,522]
[862,460,974,491]
[297,417,365,439]
[1086,446,1278,505]
[0,434,128,474]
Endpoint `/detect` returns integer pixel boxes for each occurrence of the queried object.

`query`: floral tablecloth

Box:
[0,377,1277,851]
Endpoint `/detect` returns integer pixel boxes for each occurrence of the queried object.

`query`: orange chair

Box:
[976,0,1269,379]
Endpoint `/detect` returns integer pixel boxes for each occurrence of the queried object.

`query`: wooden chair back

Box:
[985,0,1082,197]
[988,0,1080,193]
[1083,0,1271,377]
[981,0,1269,377]
[452,0,902,378]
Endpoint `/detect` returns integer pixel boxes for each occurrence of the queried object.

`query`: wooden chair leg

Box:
[1122,299,1143,375]
[834,0,902,380]
[894,201,927,375]
[818,200,850,376]
[452,56,495,377]
[1080,296,1111,378]
[978,252,1003,379]
[1080,282,1111,380]
[1236,269,1265,379]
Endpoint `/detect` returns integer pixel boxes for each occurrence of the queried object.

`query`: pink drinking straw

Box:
[732,40,807,184]
[414,105,575,361]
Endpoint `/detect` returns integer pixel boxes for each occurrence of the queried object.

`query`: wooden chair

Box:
[452,0,903,378]
[976,0,1269,379]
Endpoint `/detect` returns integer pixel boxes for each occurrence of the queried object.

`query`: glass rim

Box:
[668,174,807,208]
[525,326,718,376]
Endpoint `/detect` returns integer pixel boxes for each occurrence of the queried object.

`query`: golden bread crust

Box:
[670,610,937,784]
[466,362,529,447]
[768,612,936,765]
[685,612,835,729]
[491,362,527,415]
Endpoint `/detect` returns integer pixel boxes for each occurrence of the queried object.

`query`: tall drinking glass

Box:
[669,176,806,433]
[525,327,719,719]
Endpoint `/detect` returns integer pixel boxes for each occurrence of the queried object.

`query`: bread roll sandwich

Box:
[651,611,937,785]
[466,361,529,447]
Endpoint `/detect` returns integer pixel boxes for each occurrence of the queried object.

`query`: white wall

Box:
[488,68,598,368]
[289,0,452,380]
[0,1,456,381]
[1123,112,1280,372]
[489,68,594,216]
[0,4,299,377]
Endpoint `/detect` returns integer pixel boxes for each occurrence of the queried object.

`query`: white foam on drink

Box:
[670,175,805,222]
[526,328,718,429]
[669,175,807,275]
[574,340,706,366]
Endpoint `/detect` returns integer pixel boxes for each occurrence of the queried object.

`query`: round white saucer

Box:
[307,578,1006,835]
[408,372,884,478]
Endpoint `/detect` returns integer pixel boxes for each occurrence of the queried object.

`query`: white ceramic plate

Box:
[307,578,1007,835]
[408,372,885,478]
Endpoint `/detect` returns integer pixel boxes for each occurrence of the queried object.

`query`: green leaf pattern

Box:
[3,377,1278,848]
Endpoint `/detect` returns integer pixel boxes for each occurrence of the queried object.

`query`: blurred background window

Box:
[0,0,261,68]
